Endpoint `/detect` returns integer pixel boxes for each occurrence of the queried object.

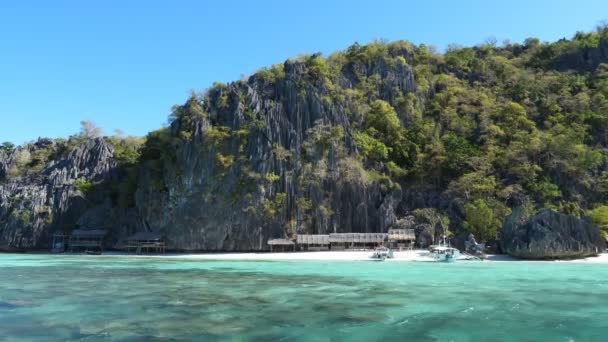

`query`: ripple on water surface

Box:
[1,254,608,341]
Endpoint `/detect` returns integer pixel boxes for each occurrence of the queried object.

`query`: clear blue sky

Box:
[1,0,607,144]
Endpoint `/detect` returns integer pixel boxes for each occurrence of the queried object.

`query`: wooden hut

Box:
[388,229,416,250]
[328,233,388,250]
[126,232,166,254]
[296,234,330,251]
[69,229,107,253]
[268,238,296,252]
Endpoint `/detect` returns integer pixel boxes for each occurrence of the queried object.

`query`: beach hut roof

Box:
[71,229,107,238]
[388,229,415,240]
[267,238,295,245]
[127,232,163,241]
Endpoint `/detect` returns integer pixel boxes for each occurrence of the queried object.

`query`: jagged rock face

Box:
[0,138,120,250]
[0,58,414,252]
[501,208,604,259]
[135,58,411,251]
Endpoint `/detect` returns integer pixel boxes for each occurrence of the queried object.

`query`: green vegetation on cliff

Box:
[4,27,608,248]
[137,26,608,242]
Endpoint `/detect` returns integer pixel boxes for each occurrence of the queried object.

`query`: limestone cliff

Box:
[2,33,608,254]
[134,57,411,250]
[501,208,604,259]
[0,56,413,251]
[0,138,122,250]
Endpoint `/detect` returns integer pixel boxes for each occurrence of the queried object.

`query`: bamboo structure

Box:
[328,233,388,250]
[388,229,416,250]
[69,229,107,253]
[126,232,166,254]
[270,232,411,252]
[296,234,330,251]
[267,238,296,252]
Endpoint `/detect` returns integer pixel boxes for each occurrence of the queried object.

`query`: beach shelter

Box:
[268,238,296,252]
[126,232,166,254]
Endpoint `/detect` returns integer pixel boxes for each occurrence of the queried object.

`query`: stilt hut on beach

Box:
[328,233,388,250]
[388,229,416,250]
[126,232,166,254]
[267,238,296,252]
[296,234,330,251]
[68,229,107,253]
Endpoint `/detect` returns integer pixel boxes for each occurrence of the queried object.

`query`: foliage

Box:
[6,149,31,179]
[463,199,511,242]
[169,93,207,140]
[587,206,608,239]
[256,63,285,83]
[74,178,94,194]
[0,142,14,153]
[265,172,280,184]
[412,208,451,244]
[215,153,234,171]
[448,172,497,201]
[27,148,54,173]
[355,100,418,172]
[139,128,175,164]
[204,126,231,147]
[354,132,388,161]
[296,197,312,210]
[272,144,292,162]
[263,193,286,218]
[79,120,103,138]
[18,211,30,225]
[108,136,145,167]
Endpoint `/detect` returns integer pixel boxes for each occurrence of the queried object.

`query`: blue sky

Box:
[1,0,607,144]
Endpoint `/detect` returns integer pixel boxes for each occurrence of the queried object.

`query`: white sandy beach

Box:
[114,250,608,263]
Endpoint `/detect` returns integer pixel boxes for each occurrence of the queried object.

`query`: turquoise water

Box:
[1,255,608,341]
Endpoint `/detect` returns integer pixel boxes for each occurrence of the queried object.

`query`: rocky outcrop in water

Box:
[501,208,604,259]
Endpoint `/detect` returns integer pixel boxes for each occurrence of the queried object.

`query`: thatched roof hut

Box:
[69,229,107,252]
[296,234,330,245]
[388,229,416,241]
[388,229,416,250]
[126,231,165,254]
[267,238,295,251]
[328,233,388,245]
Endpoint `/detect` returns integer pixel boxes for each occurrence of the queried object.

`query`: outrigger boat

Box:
[429,245,460,262]
[369,246,394,261]
[428,234,460,263]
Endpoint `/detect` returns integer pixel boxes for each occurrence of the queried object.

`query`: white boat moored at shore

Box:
[429,245,460,262]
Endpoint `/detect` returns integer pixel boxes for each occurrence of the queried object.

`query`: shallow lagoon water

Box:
[1,254,607,341]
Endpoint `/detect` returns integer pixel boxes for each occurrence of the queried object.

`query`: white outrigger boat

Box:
[369,246,394,261]
[429,245,460,262]
[428,234,461,262]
